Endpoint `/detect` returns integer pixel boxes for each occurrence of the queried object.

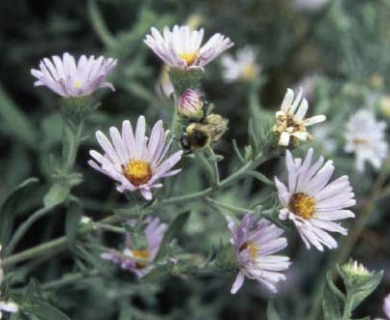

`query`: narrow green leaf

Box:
[43,183,70,208]
[248,117,259,153]
[267,300,282,320]
[247,171,274,186]
[322,273,343,320]
[232,139,245,164]
[155,211,191,261]
[0,178,39,243]
[65,199,83,246]
[0,84,38,148]
[25,299,71,320]
[88,0,115,47]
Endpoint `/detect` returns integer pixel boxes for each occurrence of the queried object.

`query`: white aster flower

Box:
[144,25,234,70]
[88,116,183,200]
[31,53,117,97]
[345,109,388,173]
[228,214,291,294]
[273,88,326,147]
[0,245,19,319]
[275,149,356,251]
[295,0,331,12]
[221,46,260,82]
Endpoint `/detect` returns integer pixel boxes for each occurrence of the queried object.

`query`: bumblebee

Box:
[180,114,229,152]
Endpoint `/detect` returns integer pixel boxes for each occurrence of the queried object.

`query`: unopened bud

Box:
[177,89,205,119]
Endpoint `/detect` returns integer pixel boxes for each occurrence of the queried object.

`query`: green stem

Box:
[6,206,57,255]
[159,158,256,206]
[206,146,220,186]
[206,197,251,214]
[42,270,100,290]
[342,294,354,320]
[3,215,120,267]
[64,120,84,173]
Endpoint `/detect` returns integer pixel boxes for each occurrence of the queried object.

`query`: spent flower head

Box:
[275,149,356,251]
[31,53,117,98]
[221,46,260,82]
[144,25,234,70]
[88,116,183,200]
[101,218,167,277]
[273,88,326,147]
[227,214,291,294]
[344,109,388,173]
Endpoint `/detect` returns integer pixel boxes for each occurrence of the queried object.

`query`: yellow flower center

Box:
[132,249,150,269]
[74,80,82,89]
[240,241,260,260]
[179,52,198,66]
[123,160,152,186]
[289,192,316,220]
[242,64,257,80]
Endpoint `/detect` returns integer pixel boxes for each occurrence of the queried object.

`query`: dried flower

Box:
[345,109,388,172]
[101,218,167,277]
[227,214,291,294]
[144,25,234,70]
[88,116,183,200]
[31,53,117,97]
[221,46,260,82]
[275,149,356,251]
[273,88,326,147]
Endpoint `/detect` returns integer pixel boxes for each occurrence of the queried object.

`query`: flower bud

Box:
[177,89,205,119]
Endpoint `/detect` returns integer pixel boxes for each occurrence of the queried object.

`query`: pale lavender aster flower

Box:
[177,89,204,118]
[344,109,388,173]
[88,116,183,200]
[101,218,168,277]
[0,245,19,318]
[31,53,117,97]
[221,46,260,82]
[295,0,331,12]
[227,214,291,294]
[144,25,234,70]
[275,149,356,251]
[273,88,326,147]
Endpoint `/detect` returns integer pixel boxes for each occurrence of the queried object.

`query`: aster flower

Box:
[344,109,388,173]
[295,0,331,12]
[101,218,167,277]
[31,53,117,97]
[375,294,390,320]
[144,25,234,70]
[221,46,260,82]
[88,116,183,200]
[176,89,204,118]
[227,214,291,294]
[0,245,19,319]
[273,88,326,147]
[275,149,356,251]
